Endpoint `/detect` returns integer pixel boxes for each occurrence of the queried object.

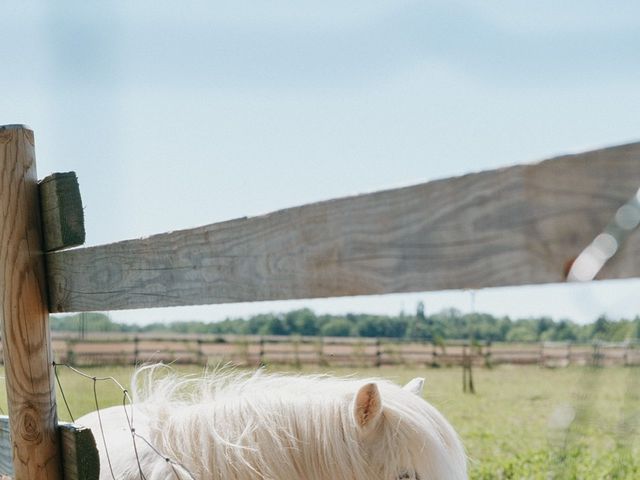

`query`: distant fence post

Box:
[375,338,382,368]
[484,341,492,368]
[538,342,545,367]
[196,338,204,365]
[259,336,265,366]
[66,339,76,365]
[623,342,630,367]
[0,125,63,479]
[430,340,439,367]
[292,335,301,369]
[316,337,325,366]
[462,344,467,392]
[133,335,140,365]
[591,342,603,367]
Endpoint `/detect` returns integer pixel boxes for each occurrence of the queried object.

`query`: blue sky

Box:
[2,1,640,324]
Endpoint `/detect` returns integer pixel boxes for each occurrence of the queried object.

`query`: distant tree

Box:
[50,313,124,332]
[505,323,538,342]
[285,309,319,336]
[246,314,278,334]
[591,315,611,340]
[536,317,554,337]
[405,302,435,341]
[634,317,640,339]
[354,316,384,337]
[321,318,354,337]
[382,317,408,338]
[549,320,578,341]
[606,318,636,342]
[50,307,638,343]
[259,317,289,336]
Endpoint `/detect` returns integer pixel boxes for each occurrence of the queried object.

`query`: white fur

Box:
[78,365,467,479]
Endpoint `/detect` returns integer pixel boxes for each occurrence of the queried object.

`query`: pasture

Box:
[2,364,638,479]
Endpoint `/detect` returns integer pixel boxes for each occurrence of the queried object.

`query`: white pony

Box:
[78,366,467,479]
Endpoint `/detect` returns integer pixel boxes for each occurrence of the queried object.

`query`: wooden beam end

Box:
[39,172,86,252]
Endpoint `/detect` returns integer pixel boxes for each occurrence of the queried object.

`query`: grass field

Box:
[1,364,639,479]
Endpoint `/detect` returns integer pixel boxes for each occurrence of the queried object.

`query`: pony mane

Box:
[130,365,467,480]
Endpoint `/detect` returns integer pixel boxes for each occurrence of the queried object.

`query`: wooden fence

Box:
[1,124,639,479]
[2,333,637,369]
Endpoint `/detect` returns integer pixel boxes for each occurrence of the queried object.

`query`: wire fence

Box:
[52,361,196,480]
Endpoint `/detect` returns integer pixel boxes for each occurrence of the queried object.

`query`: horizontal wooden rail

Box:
[46,142,640,313]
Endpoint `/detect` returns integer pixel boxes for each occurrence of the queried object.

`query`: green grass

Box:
[1,364,639,479]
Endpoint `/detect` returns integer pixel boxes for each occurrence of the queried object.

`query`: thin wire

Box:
[92,376,117,480]
[53,362,195,480]
[132,432,197,479]
[120,390,148,480]
[53,363,75,422]
[54,362,130,394]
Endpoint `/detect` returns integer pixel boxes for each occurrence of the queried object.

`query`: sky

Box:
[1,1,640,325]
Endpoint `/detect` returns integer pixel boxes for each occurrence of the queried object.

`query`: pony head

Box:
[348,377,466,479]
[130,367,467,480]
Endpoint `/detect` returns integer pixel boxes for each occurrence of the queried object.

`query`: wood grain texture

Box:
[39,172,85,252]
[0,417,99,480]
[46,142,640,313]
[0,126,62,479]
[59,422,99,480]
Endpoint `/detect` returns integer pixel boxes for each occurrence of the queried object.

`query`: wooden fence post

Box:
[292,335,301,369]
[316,337,325,366]
[0,125,63,479]
[462,345,467,393]
[623,342,629,367]
[431,340,439,367]
[196,338,204,365]
[133,335,140,365]
[484,341,492,368]
[591,342,602,367]
[66,339,76,365]
[258,337,265,367]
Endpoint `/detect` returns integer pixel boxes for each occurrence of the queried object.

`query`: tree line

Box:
[51,302,640,343]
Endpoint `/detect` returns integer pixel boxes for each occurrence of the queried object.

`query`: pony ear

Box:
[353,383,382,429]
[403,377,425,396]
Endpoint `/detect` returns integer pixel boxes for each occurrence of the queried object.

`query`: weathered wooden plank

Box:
[59,422,100,480]
[39,172,85,252]
[46,142,640,313]
[0,417,11,477]
[0,125,63,478]
[0,417,99,480]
